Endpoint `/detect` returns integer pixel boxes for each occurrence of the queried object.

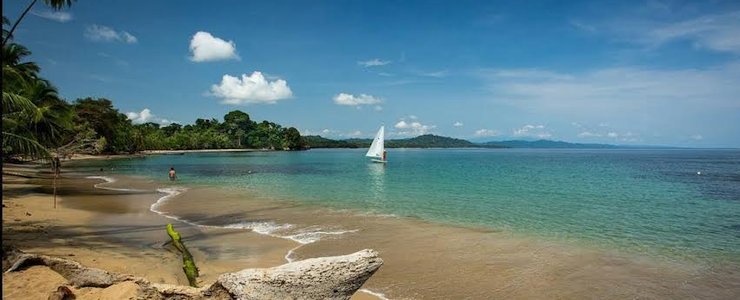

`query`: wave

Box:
[86,176,144,192]
[359,288,391,300]
[150,187,191,223]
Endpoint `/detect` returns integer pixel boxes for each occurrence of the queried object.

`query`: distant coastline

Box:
[302,134,685,150]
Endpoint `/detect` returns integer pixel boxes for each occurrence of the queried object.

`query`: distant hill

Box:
[304,135,659,149]
[388,134,481,148]
[480,139,620,149]
[302,135,360,148]
[305,134,487,149]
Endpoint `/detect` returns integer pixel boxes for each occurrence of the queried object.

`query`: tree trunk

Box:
[2,0,38,48]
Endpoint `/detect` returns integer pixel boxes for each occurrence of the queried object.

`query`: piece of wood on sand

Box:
[165,223,199,287]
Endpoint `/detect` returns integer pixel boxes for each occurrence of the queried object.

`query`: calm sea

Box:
[74,148,740,263]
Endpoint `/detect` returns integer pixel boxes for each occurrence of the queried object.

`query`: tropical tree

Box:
[2,0,75,48]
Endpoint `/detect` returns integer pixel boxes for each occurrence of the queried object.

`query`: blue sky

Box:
[4,0,740,147]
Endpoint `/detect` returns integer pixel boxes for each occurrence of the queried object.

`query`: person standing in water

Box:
[169,167,177,181]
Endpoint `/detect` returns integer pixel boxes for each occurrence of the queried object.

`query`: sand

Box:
[1,164,381,299]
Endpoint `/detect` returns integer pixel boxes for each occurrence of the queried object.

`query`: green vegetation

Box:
[1,19,304,161]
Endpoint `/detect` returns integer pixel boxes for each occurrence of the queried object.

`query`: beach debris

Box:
[165,223,199,287]
[25,211,32,216]
[4,247,131,288]
[47,286,75,300]
[4,246,382,300]
[215,249,383,300]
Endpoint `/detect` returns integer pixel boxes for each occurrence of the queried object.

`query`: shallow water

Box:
[73,148,740,263]
[65,148,740,298]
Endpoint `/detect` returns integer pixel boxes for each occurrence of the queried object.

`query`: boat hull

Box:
[371,159,387,164]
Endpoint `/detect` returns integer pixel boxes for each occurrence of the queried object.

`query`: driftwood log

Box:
[3,245,383,300]
[166,223,199,287]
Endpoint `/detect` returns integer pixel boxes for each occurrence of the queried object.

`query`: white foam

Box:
[86,175,142,192]
[220,221,293,235]
[284,229,360,244]
[150,187,189,218]
[359,288,391,300]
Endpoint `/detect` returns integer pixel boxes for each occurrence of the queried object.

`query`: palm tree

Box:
[2,0,75,48]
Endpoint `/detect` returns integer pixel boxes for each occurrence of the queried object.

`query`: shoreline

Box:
[3,163,740,299]
[1,164,384,299]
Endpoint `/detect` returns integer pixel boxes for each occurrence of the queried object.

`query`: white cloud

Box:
[478,64,740,120]
[642,11,740,54]
[394,120,435,136]
[333,93,383,107]
[408,115,418,120]
[189,31,239,62]
[605,131,639,142]
[691,134,703,140]
[32,10,72,22]
[300,128,363,138]
[358,58,390,67]
[453,121,464,127]
[475,129,499,137]
[125,108,173,125]
[418,70,449,78]
[578,131,602,138]
[513,124,552,138]
[85,25,137,43]
[569,19,596,33]
[210,71,293,105]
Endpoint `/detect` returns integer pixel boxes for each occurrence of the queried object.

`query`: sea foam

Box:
[86,175,142,192]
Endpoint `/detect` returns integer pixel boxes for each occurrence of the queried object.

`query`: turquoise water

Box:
[75,149,740,262]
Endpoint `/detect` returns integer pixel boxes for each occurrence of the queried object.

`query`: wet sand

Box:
[3,163,740,299]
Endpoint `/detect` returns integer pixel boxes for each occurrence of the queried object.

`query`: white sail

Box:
[365,126,384,158]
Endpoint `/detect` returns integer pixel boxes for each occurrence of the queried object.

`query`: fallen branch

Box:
[166,223,199,287]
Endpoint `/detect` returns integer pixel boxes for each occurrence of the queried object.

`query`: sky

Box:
[4,0,740,147]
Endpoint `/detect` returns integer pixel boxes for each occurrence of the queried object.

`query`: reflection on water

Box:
[367,162,386,204]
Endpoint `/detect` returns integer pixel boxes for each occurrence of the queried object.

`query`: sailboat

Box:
[366,126,387,163]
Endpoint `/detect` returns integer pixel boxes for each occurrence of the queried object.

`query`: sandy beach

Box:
[1,164,377,300]
[3,161,739,299]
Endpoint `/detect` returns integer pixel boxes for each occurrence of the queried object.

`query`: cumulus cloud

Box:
[453,121,464,127]
[333,93,383,108]
[125,108,173,125]
[513,124,552,138]
[475,129,499,137]
[32,10,72,22]
[189,31,239,62]
[85,25,137,43]
[358,58,390,67]
[394,118,436,136]
[210,71,292,105]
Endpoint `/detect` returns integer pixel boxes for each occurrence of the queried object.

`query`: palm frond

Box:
[2,91,37,115]
[2,132,51,160]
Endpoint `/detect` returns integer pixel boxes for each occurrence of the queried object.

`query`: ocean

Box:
[73,148,740,265]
